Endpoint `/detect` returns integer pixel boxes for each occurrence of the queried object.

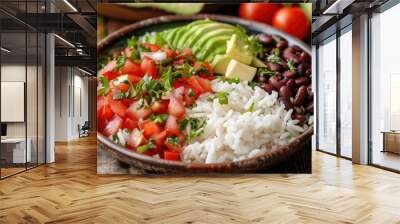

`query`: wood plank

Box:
[0,135,399,223]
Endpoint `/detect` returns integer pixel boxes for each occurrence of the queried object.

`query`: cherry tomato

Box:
[151,100,169,114]
[140,56,158,78]
[272,7,310,40]
[164,150,180,161]
[168,94,185,118]
[121,59,143,76]
[142,121,162,138]
[239,3,282,25]
[103,115,123,137]
[165,115,181,136]
[109,99,127,118]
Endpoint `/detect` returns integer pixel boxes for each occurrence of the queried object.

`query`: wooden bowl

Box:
[97,14,313,173]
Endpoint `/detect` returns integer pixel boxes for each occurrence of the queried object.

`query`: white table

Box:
[1,138,31,163]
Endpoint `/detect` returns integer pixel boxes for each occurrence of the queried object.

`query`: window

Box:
[339,27,352,158]
[370,3,400,171]
[317,36,337,154]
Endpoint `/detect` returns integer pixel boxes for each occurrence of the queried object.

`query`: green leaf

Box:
[217,92,229,105]
[258,67,277,77]
[137,141,155,153]
[179,119,188,131]
[267,54,285,65]
[97,76,109,96]
[116,55,126,70]
[127,36,138,48]
[247,102,255,112]
[166,136,179,145]
[287,60,297,72]
[150,114,168,124]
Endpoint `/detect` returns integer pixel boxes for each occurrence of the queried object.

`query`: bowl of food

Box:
[97,14,313,173]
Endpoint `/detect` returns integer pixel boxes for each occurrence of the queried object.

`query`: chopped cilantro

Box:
[247,102,255,112]
[97,76,109,96]
[267,54,285,65]
[287,60,297,72]
[137,140,155,153]
[217,92,229,105]
[150,114,168,124]
[115,55,126,70]
[258,67,277,77]
[179,119,188,131]
[166,136,179,145]
[188,88,195,97]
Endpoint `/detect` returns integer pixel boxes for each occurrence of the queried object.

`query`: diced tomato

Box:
[173,77,186,89]
[164,150,181,161]
[168,94,185,118]
[187,76,204,96]
[122,59,143,76]
[127,74,142,83]
[109,99,127,118]
[196,76,212,93]
[121,98,135,107]
[121,117,137,130]
[165,115,181,136]
[173,59,185,66]
[143,43,161,52]
[184,87,196,106]
[140,56,158,78]
[151,100,169,114]
[173,86,185,102]
[127,129,146,148]
[164,48,176,59]
[164,139,182,151]
[194,61,213,78]
[117,83,130,93]
[126,101,152,120]
[100,60,119,80]
[103,115,123,137]
[98,104,114,121]
[152,130,167,147]
[142,121,161,138]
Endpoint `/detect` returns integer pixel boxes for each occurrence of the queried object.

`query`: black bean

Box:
[306,101,314,113]
[300,52,311,63]
[279,85,292,98]
[286,79,297,89]
[297,64,306,76]
[269,76,284,90]
[262,83,274,94]
[305,68,312,77]
[276,40,288,49]
[268,62,282,72]
[280,97,293,110]
[293,85,308,106]
[292,114,305,125]
[283,70,297,79]
[258,34,273,46]
[295,76,310,86]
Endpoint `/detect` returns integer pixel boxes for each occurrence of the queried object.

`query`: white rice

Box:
[181,79,308,164]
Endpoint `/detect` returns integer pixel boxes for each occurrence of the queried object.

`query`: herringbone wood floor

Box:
[0,135,399,224]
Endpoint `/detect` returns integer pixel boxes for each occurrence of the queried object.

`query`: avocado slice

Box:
[251,57,267,68]
[191,28,234,54]
[194,36,230,61]
[175,20,214,50]
[171,26,189,49]
[205,45,228,62]
[186,23,232,49]
[212,54,231,74]
[163,27,180,48]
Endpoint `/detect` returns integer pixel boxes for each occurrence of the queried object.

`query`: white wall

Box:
[54,66,89,141]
